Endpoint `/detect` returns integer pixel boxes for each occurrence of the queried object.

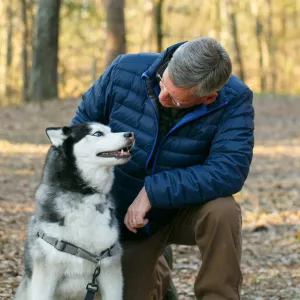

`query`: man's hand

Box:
[124,187,152,233]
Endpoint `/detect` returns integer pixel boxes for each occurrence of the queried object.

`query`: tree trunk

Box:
[28,0,36,63]
[5,3,14,96]
[105,0,126,67]
[30,0,61,102]
[155,0,164,53]
[226,0,245,81]
[256,18,265,92]
[251,1,265,92]
[20,0,29,102]
[266,0,276,93]
[280,6,287,92]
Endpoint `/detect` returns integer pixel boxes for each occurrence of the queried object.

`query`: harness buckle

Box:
[37,231,44,239]
[55,240,66,251]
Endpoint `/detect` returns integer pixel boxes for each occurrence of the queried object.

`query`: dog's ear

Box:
[46,127,71,147]
[62,126,72,136]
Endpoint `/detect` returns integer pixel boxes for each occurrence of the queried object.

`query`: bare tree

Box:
[256,19,265,92]
[28,0,36,62]
[155,0,164,53]
[20,0,29,102]
[30,0,61,102]
[280,4,287,92]
[225,0,245,81]
[266,0,276,93]
[251,1,265,92]
[105,0,126,67]
[5,2,14,96]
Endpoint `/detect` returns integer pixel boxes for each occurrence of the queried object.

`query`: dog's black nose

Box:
[124,132,133,137]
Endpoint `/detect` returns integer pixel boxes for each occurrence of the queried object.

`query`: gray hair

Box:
[167,37,232,97]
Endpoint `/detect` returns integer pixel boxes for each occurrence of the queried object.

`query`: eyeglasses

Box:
[156,73,182,107]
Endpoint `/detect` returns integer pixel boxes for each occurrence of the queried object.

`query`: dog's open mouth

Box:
[97,145,133,159]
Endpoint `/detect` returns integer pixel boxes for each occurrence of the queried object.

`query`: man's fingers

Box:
[135,214,145,226]
[129,227,137,233]
[124,214,129,229]
[127,207,141,225]
[133,218,149,228]
[125,207,148,232]
[124,213,130,229]
[124,186,152,233]
[124,213,137,233]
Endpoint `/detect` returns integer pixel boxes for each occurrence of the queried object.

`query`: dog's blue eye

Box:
[93,131,104,137]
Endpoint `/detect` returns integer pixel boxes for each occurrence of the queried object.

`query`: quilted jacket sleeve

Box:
[145,88,254,208]
[70,56,121,126]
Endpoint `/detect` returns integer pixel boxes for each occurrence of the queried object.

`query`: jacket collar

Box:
[167,83,240,135]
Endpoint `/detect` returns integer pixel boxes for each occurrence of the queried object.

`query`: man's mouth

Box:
[96,145,133,159]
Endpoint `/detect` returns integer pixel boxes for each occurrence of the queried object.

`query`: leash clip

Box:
[84,263,101,300]
[92,265,101,281]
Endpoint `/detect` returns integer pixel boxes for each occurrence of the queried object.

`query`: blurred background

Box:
[0,0,300,106]
[0,0,300,299]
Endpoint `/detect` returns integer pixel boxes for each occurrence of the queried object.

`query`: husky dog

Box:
[15,123,135,300]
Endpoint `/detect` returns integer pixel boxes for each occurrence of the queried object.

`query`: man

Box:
[71,37,254,300]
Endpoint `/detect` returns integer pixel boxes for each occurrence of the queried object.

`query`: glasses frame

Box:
[156,72,182,107]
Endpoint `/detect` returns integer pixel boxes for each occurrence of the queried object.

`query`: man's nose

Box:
[159,89,169,101]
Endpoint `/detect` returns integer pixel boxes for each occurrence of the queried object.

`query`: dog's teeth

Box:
[121,149,124,155]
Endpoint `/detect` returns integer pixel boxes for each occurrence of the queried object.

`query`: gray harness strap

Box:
[37,230,114,264]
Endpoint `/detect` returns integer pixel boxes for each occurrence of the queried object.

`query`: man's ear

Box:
[46,126,71,147]
[202,92,218,105]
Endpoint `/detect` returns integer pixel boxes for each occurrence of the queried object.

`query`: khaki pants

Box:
[121,197,243,300]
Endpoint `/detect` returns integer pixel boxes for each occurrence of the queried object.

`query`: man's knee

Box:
[198,196,241,227]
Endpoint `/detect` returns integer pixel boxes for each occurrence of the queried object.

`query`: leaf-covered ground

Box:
[0,96,299,299]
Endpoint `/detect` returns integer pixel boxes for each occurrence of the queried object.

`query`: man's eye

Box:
[92,131,104,137]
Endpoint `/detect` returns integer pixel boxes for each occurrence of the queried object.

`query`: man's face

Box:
[158,70,218,109]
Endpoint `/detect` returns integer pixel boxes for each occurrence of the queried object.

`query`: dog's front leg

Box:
[98,256,123,300]
[30,261,57,300]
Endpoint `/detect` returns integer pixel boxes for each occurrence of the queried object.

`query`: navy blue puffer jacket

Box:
[71,42,254,235]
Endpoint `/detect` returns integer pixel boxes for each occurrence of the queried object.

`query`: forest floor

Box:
[0,95,299,299]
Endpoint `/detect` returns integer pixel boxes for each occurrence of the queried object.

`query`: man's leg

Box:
[168,196,242,300]
[162,245,178,300]
[121,230,171,300]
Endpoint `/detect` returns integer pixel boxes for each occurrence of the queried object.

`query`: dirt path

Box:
[0,96,299,299]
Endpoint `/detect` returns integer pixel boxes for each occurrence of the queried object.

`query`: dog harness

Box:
[37,230,115,263]
[37,230,116,299]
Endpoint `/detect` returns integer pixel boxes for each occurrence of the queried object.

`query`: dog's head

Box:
[46,123,135,168]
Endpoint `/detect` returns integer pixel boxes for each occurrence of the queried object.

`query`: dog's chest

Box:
[55,194,118,252]
[66,195,111,226]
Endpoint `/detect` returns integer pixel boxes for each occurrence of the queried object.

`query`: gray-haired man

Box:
[71,37,254,299]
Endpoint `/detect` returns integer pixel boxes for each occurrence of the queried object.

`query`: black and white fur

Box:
[15,123,134,300]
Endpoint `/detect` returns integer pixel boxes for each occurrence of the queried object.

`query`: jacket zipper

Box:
[151,101,230,175]
[142,77,159,173]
